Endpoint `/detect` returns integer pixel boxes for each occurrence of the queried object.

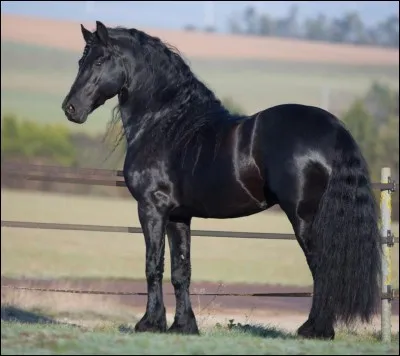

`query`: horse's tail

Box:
[310,125,381,326]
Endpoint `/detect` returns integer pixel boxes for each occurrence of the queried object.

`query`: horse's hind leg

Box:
[284,208,335,340]
[166,218,199,335]
[277,162,334,340]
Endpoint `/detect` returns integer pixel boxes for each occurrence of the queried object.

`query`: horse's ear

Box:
[80,24,92,43]
[95,21,109,45]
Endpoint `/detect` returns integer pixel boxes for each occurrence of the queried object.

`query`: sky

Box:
[1,1,398,33]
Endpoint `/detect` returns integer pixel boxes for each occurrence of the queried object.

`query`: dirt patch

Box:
[1,276,312,314]
[2,277,398,334]
[2,276,398,317]
[1,14,398,66]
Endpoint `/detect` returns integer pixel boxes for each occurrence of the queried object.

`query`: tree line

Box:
[222,5,399,48]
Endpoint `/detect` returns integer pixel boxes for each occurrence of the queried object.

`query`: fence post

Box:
[380,167,392,342]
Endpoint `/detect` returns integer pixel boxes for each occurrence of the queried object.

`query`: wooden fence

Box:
[1,162,398,342]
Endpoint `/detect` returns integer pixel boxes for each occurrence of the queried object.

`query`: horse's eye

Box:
[95,60,103,66]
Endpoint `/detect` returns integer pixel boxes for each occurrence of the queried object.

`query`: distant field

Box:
[1,40,398,135]
[3,13,398,65]
[1,189,399,287]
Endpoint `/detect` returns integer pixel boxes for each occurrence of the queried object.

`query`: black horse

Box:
[62,21,381,340]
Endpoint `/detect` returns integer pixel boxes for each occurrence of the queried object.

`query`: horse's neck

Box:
[117,83,234,159]
[118,90,155,146]
[119,108,141,146]
[119,102,170,152]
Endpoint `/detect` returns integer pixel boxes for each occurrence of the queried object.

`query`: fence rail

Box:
[1,163,398,342]
[1,220,399,244]
[1,162,397,191]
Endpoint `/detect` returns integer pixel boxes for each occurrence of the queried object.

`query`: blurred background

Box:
[1,1,399,327]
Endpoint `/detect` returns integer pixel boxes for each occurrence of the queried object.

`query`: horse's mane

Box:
[96,26,242,156]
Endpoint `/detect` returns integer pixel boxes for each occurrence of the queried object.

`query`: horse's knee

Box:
[171,267,190,289]
[146,261,164,283]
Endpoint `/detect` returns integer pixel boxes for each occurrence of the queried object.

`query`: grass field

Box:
[1,40,399,135]
[1,318,399,355]
[1,189,399,287]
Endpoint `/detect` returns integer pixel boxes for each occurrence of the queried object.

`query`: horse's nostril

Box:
[67,104,75,114]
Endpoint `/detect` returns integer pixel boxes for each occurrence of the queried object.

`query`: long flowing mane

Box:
[98,26,244,154]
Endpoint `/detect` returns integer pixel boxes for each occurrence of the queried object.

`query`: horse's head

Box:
[62,21,125,124]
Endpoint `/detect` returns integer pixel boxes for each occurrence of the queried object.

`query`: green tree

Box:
[303,14,329,41]
[364,82,399,126]
[341,84,399,220]
[285,4,300,38]
[1,114,21,157]
[243,6,258,35]
[341,99,378,177]
[258,14,275,36]
[377,115,399,172]
[1,114,77,166]
[222,97,245,115]
[375,14,399,48]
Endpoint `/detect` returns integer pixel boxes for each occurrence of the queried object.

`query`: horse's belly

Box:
[178,172,270,219]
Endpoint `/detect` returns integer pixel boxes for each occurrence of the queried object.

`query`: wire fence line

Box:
[1,163,398,341]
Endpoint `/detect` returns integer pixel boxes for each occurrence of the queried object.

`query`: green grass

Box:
[1,40,399,135]
[1,189,399,287]
[1,319,398,355]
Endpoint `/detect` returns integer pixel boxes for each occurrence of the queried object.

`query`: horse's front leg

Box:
[166,218,199,335]
[134,202,167,333]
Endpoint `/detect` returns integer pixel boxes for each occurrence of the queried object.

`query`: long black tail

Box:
[310,125,382,325]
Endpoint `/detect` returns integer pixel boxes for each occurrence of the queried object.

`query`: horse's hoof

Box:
[134,313,167,333]
[167,318,200,335]
[297,320,335,340]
